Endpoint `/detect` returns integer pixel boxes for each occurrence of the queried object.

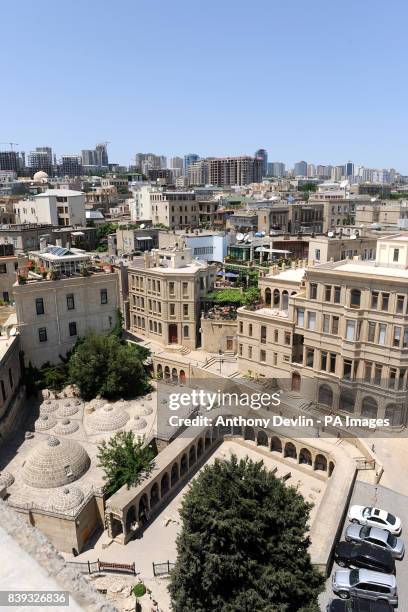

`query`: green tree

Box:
[169,456,324,612]
[97,431,155,495]
[242,286,260,309]
[68,332,150,400]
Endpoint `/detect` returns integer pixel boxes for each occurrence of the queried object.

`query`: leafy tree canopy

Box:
[68,331,150,400]
[97,431,155,495]
[169,456,324,612]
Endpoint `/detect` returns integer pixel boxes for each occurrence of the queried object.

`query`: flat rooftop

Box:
[315,260,408,279]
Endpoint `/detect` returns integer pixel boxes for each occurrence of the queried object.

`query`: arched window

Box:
[339,388,355,413]
[257,430,268,447]
[361,396,378,418]
[281,290,289,310]
[284,442,297,459]
[299,448,312,466]
[150,483,160,507]
[273,288,280,306]
[385,404,404,427]
[265,288,271,306]
[270,436,282,452]
[183,325,189,338]
[171,462,179,486]
[197,438,204,458]
[161,473,169,497]
[318,384,333,406]
[314,454,328,471]
[244,426,255,441]
[189,445,196,467]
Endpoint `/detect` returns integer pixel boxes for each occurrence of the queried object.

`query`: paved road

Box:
[319,480,408,611]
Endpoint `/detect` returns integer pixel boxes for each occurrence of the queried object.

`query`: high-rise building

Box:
[183,153,200,176]
[207,156,262,186]
[28,147,53,177]
[188,160,209,186]
[331,165,345,181]
[135,153,165,175]
[307,164,316,178]
[345,161,354,177]
[81,149,97,166]
[254,148,268,177]
[60,155,82,177]
[268,162,286,178]
[169,157,184,171]
[0,151,19,172]
[95,143,109,167]
[294,161,308,177]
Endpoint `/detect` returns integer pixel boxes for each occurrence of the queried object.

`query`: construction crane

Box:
[0,142,19,150]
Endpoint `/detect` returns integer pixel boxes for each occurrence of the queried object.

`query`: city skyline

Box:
[1,0,407,172]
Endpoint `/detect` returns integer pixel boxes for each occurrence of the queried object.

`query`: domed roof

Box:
[40,399,58,415]
[86,404,129,433]
[50,486,84,511]
[0,471,14,488]
[52,419,79,435]
[33,170,48,181]
[133,416,147,430]
[22,436,90,489]
[35,414,57,431]
[135,405,153,416]
[55,402,79,418]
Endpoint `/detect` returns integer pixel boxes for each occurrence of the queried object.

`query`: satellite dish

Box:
[243,234,250,242]
[139,223,145,229]
[236,233,244,241]
[370,198,377,202]
[350,234,357,239]
[328,231,334,238]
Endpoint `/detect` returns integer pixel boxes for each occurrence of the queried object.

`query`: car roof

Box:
[367,527,391,542]
[370,508,389,520]
[358,569,396,586]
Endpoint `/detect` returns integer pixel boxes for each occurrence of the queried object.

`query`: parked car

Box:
[348,506,402,535]
[332,569,397,604]
[334,542,395,574]
[326,597,394,611]
[345,524,404,560]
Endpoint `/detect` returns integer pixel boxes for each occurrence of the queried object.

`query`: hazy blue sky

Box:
[2,0,407,171]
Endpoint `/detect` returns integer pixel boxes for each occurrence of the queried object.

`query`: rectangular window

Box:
[38,327,47,342]
[315,249,320,261]
[305,348,314,367]
[323,315,330,334]
[274,329,279,342]
[239,344,243,356]
[248,346,252,359]
[66,294,75,310]
[334,286,341,303]
[346,320,355,341]
[284,332,291,345]
[371,291,379,309]
[378,324,386,345]
[170,304,175,316]
[100,288,108,304]
[343,359,353,380]
[69,322,77,336]
[296,308,304,327]
[260,326,266,344]
[239,321,243,333]
[403,328,408,348]
[381,293,389,311]
[169,282,175,296]
[307,311,316,330]
[183,304,189,317]
[368,321,376,343]
[35,298,44,315]
[374,364,382,386]
[182,282,188,296]
[329,353,336,373]
[332,316,339,335]
[364,362,372,382]
[273,353,277,365]
[309,283,317,299]
[325,285,332,302]
[260,350,266,362]
[397,295,405,314]
[389,368,397,389]
[321,351,327,371]
[393,248,400,262]
[249,324,253,337]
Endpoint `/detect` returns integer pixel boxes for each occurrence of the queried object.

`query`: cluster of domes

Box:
[135,405,153,416]
[53,419,79,435]
[50,486,84,511]
[0,471,14,488]
[133,416,147,430]
[22,436,90,489]
[35,414,57,431]
[86,404,129,433]
[40,400,58,415]
[55,403,79,418]
[33,171,49,182]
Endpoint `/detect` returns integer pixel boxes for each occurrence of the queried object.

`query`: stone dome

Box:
[33,170,48,182]
[52,419,79,435]
[40,400,58,415]
[35,414,57,431]
[22,436,90,489]
[0,471,14,488]
[50,486,84,511]
[55,403,79,418]
[135,405,153,416]
[133,416,147,430]
[86,404,129,433]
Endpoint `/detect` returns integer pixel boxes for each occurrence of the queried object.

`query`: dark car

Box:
[334,542,395,574]
[327,598,394,612]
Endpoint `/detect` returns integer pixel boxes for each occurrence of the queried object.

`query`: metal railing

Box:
[152,561,175,577]
[67,559,136,575]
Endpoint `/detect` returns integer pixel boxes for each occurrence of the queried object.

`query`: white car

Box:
[348,505,402,535]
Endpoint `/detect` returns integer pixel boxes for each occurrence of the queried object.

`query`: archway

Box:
[270,436,282,453]
[257,430,268,447]
[138,494,149,524]
[189,445,196,467]
[339,388,355,413]
[244,426,255,441]
[273,288,280,307]
[197,438,204,458]
[265,288,271,306]
[314,454,328,471]
[110,516,123,538]
[299,448,312,466]
[281,290,289,310]
[385,404,404,427]
[179,369,186,384]
[171,368,178,383]
[291,372,301,392]
[361,396,378,419]
[150,483,159,508]
[180,453,188,476]
[284,442,297,459]
[205,430,211,449]
[164,366,171,381]
[161,473,169,497]
[125,505,136,531]
[318,384,333,407]
[328,461,335,477]
[157,364,163,379]
[170,462,179,487]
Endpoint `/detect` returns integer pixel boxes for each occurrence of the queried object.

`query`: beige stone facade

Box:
[128,247,217,349]
[237,235,408,426]
[14,271,120,367]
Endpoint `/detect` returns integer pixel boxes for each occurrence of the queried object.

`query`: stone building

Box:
[128,246,217,349]
[237,234,408,426]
